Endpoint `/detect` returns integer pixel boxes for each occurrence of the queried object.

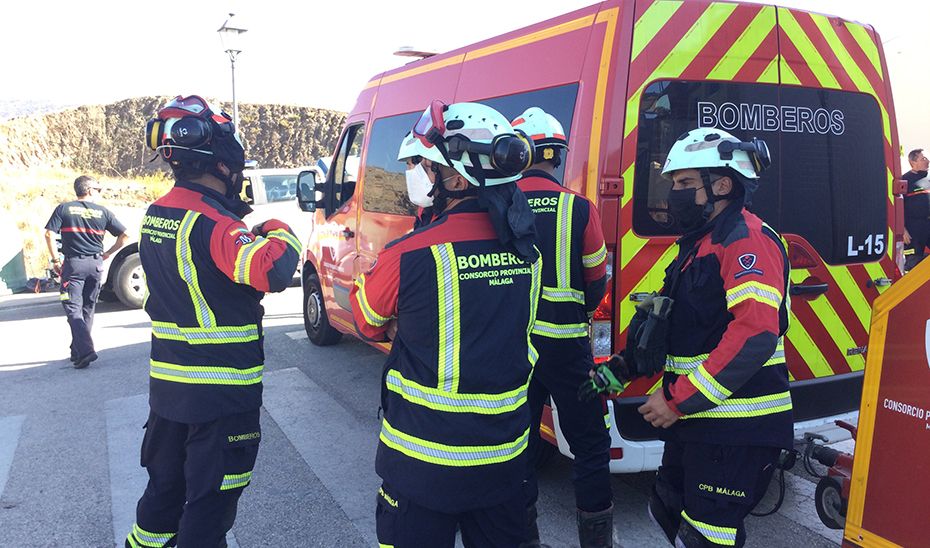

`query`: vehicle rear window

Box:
[261,175,298,203]
[632,80,887,264]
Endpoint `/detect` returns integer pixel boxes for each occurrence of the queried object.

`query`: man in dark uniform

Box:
[902,148,930,270]
[583,128,791,547]
[353,101,540,548]
[511,107,613,548]
[44,175,129,369]
[125,95,299,548]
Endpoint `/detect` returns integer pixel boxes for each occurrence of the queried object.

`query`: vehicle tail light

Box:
[788,241,818,269]
[591,252,614,361]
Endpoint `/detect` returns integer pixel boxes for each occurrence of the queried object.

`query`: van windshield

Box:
[632,80,887,265]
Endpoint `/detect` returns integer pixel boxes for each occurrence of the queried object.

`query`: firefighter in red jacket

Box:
[352,101,541,547]
[125,96,299,548]
[582,127,791,547]
[511,107,612,548]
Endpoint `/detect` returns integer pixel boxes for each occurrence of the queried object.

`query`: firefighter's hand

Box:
[386,320,398,341]
[578,354,629,402]
[638,390,679,428]
[904,228,911,246]
[250,222,269,236]
[50,258,61,275]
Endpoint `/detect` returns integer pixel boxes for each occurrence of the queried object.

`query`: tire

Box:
[114,253,146,309]
[814,476,847,530]
[304,273,342,346]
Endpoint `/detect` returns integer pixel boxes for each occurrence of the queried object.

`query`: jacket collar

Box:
[175,180,253,217]
[522,169,560,185]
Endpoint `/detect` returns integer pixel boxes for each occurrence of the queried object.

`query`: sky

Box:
[1,0,926,161]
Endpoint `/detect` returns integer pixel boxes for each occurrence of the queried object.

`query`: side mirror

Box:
[297,170,321,212]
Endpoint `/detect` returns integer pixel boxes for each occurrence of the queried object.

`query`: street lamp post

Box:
[217,13,247,129]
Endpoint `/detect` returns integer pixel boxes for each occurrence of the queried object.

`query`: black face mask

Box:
[667,188,707,232]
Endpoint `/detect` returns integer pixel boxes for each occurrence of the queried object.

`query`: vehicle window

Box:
[328,124,366,216]
[241,176,254,204]
[632,80,886,264]
[261,175,298,203]
[480,83,579,183]
[362,113,420,216]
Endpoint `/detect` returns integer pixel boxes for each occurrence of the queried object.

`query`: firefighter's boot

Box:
[577,503,613,547]
[519,504,552,548]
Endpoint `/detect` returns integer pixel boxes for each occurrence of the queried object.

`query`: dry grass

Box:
[0,167,172,277]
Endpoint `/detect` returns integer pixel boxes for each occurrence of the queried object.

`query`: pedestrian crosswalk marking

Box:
[0,415,25,498]
[104,394,239,548]
[262,367,380,545]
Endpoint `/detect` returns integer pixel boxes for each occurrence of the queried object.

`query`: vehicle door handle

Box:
[789,282,829,297]
[343,227,355,239]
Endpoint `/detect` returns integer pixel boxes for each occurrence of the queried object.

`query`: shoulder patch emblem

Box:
[236,234,253,246]
[735,253,764,278]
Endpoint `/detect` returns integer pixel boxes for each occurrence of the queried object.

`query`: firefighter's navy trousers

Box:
[653,432,780,547]
[60,255,103,360]
[526,335,612,512]
[126,410,261,548]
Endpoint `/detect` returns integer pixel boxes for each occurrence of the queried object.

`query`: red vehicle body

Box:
[297,0,902,472]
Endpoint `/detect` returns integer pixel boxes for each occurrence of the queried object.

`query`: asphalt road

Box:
[0,287,846,547]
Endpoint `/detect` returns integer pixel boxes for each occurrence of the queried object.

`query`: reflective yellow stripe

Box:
[631,0,683,61]
[380,420,528,467]
[541,286,585,304]
[149,360,263,386]
[528,253,542,365]
[690,364,732,405]
[532,320,589,339]
[59,293,69,301]
[151,321,259,345]
[220,471,252,490]
[845,22,882,78]
[177,211,216,328]
[385,370,527,414]
[681,511,737,546]
[432,243,461,392]
[666,340,785,376]
[555,193,574,288]
[706,6,777,80]
[726,280,782,310]
[779,9,839,88]
[682,391,792,419]
[267,228,301,254]
[234,237,270,286]
[582,243,607,268]
[129,524,175,548]
[354,274,392,327]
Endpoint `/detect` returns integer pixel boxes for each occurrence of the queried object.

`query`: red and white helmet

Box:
[511,107,568,149]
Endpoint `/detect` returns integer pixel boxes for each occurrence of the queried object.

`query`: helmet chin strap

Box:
[698,168,718,223]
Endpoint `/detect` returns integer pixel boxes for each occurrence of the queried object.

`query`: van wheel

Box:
[304,273,342,346]
[114,253,145,309]
[814,476,846,530]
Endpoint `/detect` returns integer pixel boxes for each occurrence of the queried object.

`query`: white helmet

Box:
[511,107,568,149]
[397,101,533,187]
[661,127,770,180]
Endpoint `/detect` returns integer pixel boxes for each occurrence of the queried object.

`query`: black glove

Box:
[578,354,633,402]
[631,296,673,377]
[250,221,268,236]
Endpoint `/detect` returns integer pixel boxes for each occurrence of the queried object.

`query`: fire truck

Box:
[296,0,903,472]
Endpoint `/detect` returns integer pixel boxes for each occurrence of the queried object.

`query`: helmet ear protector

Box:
[145,95,236,153]
[717,137,771,175]
[446,132,533,177]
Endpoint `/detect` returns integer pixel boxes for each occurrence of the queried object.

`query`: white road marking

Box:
[0,415,25,497]
[285,330,307,341]
[262,367,379,545]
[104,394,239,548]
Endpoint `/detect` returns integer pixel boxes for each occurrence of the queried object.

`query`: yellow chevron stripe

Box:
[778,9,840,89]
[625,2,738,139]
[619,245,677,331]
[780,54,803,85]
[824,265,871,333]
[754,54,779,84]
[790,270,865,373]
[785,307,833,378]
[620,164,635,209]
[706,6,776,80]
[883,169,894,214]
[631,0,684,61]
[809,14,892,144]
[587,7,620,203]
[845,22,883,79]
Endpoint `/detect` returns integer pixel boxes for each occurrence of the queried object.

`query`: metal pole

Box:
[230,55,238,129]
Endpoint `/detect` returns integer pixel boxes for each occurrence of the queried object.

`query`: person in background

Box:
[902,148,930,270]
[44,175,128,369]
[511,107,613,548]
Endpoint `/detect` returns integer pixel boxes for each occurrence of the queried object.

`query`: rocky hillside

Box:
[0,97,346,175]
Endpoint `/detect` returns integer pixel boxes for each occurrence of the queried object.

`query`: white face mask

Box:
[405,163,435,207]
